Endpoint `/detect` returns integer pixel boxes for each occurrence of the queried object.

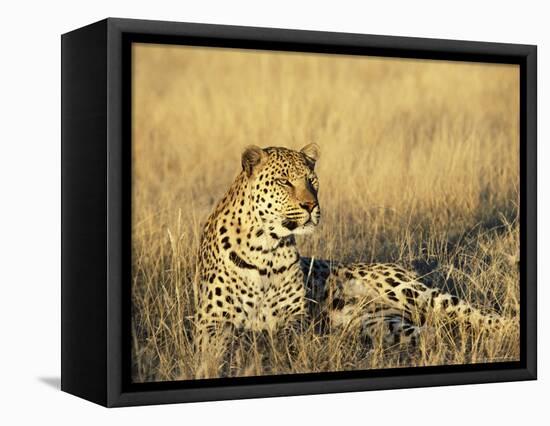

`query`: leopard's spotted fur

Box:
[194,144,506,377]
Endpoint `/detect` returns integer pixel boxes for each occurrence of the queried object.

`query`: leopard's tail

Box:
[419,289,515,331]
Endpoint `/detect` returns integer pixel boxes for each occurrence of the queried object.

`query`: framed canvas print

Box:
[61,18,537,407]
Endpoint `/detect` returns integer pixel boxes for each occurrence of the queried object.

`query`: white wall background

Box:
[0,0,546,424]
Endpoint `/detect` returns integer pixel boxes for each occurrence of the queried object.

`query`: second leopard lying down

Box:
[195,144,509,376]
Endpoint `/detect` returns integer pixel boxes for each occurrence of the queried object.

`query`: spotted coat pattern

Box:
[195,144,506,374]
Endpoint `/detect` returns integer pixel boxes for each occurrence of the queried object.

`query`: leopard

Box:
[194,143,507,378]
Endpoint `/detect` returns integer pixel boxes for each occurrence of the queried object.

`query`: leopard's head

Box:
[242,144,321,237]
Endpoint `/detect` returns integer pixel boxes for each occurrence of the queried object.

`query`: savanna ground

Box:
[131,43,520,382]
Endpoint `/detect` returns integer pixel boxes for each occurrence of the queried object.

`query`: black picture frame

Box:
[61,17,537,407]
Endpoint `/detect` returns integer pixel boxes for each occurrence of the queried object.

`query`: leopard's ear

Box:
[241,145,265,177]
[300,143,320,163]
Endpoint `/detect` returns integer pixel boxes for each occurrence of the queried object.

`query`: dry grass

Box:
[131,43,520,382]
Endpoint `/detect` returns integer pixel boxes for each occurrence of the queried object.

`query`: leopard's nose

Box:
[300,201,317,213]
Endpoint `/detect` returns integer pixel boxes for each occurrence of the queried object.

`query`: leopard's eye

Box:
[277,178,292,187]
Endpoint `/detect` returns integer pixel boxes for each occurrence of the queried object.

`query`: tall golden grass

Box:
[131,43,520,382]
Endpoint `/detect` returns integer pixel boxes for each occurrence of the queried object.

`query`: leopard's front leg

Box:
[194,319,234,379]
